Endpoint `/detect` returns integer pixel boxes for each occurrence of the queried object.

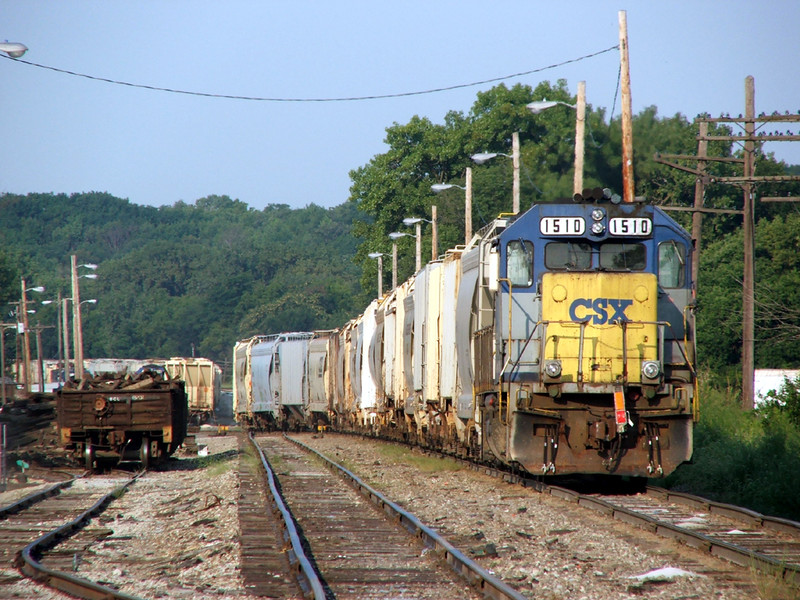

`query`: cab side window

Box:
[658,241,686,288]
[506,240,534,287]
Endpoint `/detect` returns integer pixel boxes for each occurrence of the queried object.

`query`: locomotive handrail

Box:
[527,318,696,383]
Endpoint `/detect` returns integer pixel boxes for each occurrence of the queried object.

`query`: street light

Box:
[471,131,520,214]
[526,81,586,196]
[19,281,44,394]
[367,253,384,299]
[402,212,438,266]
[432,167,473,245]
[0,42,28,58]
[71,257,98,381]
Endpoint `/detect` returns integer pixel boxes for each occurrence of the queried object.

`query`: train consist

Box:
[234,189,697,478]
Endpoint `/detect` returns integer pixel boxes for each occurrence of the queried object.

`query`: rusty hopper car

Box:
[56,367,188,469]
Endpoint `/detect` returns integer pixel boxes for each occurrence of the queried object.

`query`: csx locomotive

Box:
[234,188,697,478]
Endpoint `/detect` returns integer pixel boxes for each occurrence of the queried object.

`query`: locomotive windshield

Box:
[599,243,646,271]
[544,241,646,271]
[544,242,592,270]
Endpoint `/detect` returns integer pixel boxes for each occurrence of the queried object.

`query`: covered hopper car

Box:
[164,357,221,423]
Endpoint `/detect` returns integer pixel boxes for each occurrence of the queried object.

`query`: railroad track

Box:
[580,486,800,580]
[0,470,141,600]
[367,430,800,584]
[253,433,526,600]
[307,431,799,596]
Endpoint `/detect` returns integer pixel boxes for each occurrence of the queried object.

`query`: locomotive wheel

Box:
[84,444,95,470]
[140,438,150,469]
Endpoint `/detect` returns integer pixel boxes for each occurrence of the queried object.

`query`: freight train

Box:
[234,189,697,478]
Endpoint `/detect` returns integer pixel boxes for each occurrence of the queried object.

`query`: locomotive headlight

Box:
[591,208,605,221]
[544,360,562,378]
[642,360,661,380]
[591,222,605,235]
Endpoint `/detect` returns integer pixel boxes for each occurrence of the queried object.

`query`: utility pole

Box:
[574,81,586,196]
[741,76,756,412]
[511,132,520,214]
[654,76,800,411]
[465,167,473,245]
[692,122,708,286]
[619,10,635,203]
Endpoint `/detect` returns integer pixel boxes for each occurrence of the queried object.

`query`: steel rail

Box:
[285,434,529,600]
[17,472,145,600]
[0,472,79,519]
[248,433,326,600]
[540,483,800,581]
[332,429,800,583]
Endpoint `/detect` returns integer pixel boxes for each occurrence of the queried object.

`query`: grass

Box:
[751,563,799,600]
[664,378,800,522]
[375,443,463,473]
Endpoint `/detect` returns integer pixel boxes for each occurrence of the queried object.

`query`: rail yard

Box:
[1,415,796,599]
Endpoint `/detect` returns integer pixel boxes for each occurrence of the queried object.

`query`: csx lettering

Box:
[568,298,633,324]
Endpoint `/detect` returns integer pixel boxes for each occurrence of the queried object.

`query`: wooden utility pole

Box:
[431,205,438,261]
[465,167,473,245]
[574,81,586,196]
[619,10,635,203]
[654,76,800,410]
[742,76,756,411]
[511,131,520,213]
[692,122,708,286]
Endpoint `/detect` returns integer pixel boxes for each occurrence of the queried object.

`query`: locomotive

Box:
[235,188,697,478]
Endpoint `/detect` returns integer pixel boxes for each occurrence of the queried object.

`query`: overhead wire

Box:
[0,45,619,102]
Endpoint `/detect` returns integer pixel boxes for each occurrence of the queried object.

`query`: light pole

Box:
[389,232,413,289]
[41,295,64,387]
[527,80,586,196]
[472,131,520,214]
[71,256,98,381]
[0,42,28,58]
[432,167,472,245]
[403,213,437,265]
[19,280,44,394]
[367,253,384,299]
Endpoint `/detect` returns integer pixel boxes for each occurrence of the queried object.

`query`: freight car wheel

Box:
[84,444,95,470]
[140,438,150,469]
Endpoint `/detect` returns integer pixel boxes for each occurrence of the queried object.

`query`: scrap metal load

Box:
[56,367,188,469]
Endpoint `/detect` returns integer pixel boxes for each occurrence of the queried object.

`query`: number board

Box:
[609,217,652,237]
[539,217,585,236]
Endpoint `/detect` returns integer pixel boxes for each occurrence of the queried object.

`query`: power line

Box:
[1,45,619,103]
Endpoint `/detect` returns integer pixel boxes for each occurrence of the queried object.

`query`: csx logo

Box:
[568,298,633,324]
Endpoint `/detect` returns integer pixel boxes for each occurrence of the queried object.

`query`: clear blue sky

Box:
[1,2,798,211]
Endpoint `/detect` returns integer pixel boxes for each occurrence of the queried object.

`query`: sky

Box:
[1,2,798,212]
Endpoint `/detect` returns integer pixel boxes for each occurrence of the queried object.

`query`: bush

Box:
[665,379,800,521]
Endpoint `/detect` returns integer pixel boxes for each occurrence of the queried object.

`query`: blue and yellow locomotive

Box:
[476,188,696,476]
[233,188,696,479]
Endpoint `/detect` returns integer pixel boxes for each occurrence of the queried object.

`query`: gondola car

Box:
[56,366,187,469]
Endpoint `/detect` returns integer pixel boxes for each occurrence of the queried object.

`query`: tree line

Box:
[1,79,799,381]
